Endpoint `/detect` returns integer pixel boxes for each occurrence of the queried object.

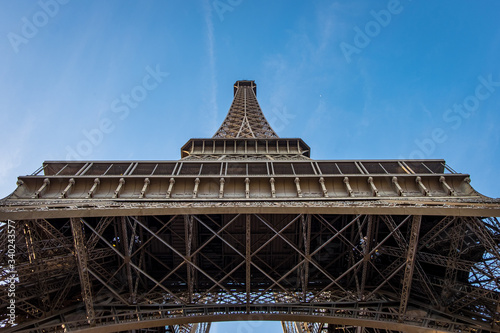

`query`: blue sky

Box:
[0,0,499,331]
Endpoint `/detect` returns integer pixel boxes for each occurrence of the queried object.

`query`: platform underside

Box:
[2,196,500,220]
[2,213,499,332]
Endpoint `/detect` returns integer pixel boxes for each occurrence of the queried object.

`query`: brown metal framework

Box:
[213,80,278,139]
[1,80,499,333]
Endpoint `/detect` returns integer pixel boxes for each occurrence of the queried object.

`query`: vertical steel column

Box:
[399,215,422,317]
[360,215,373,298]
[134,225,146,296]
[246,214,251,312]
[22,220,48,317]
[442,217,465,306]
[70,218,95,326]
[281,321,295,333]
[301,214,311,302]
[121,216,135,302]
[294,322,308,332]
[189,323,199,333]
[184,215,194,303]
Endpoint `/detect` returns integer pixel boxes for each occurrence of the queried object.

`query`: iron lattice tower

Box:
[1,80,500,333]
[213,81,278,138]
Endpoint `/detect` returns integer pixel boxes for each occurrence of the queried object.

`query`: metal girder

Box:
[169,322,211,333]
[4,302,486,333]
[418,216,456,250]
[70,218,96,326]
[84,216,186,304]
[185,215,195,304]
[282,321,298,333]
[88,216,113,250]
[246,213,251,312]
[467,217,500,261]
[132,215,242,304]
[3,212,500,332]
[52,273,78,310]
[300,214,312,302]
[381,215,439,306]
[399,215,421,317]
[3,198,499,220]
[442,218,466,306]
[360,215,374,298]
[0,220,77,324]
[121,216,135,302]
[22,220,49,311]
[252,214,362,304]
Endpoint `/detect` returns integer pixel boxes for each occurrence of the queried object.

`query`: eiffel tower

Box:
[1,80,500,333]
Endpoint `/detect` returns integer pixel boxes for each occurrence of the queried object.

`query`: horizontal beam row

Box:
[5,302,485,333]
[181,138,309,158]
[35,159,454,178]
[3,198,500,220]
[13,174,474,201]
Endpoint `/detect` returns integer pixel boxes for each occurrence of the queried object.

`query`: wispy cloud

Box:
[203,0,218,134]
[261,2,348,137]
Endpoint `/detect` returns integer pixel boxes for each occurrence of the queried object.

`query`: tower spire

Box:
[213,80,278,138]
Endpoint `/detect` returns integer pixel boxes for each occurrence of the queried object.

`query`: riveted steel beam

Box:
[399,215,421,317]
[70,218,95,326]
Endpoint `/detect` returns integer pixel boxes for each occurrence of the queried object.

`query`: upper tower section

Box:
[180,80,310,160]
[212,80,278,139]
